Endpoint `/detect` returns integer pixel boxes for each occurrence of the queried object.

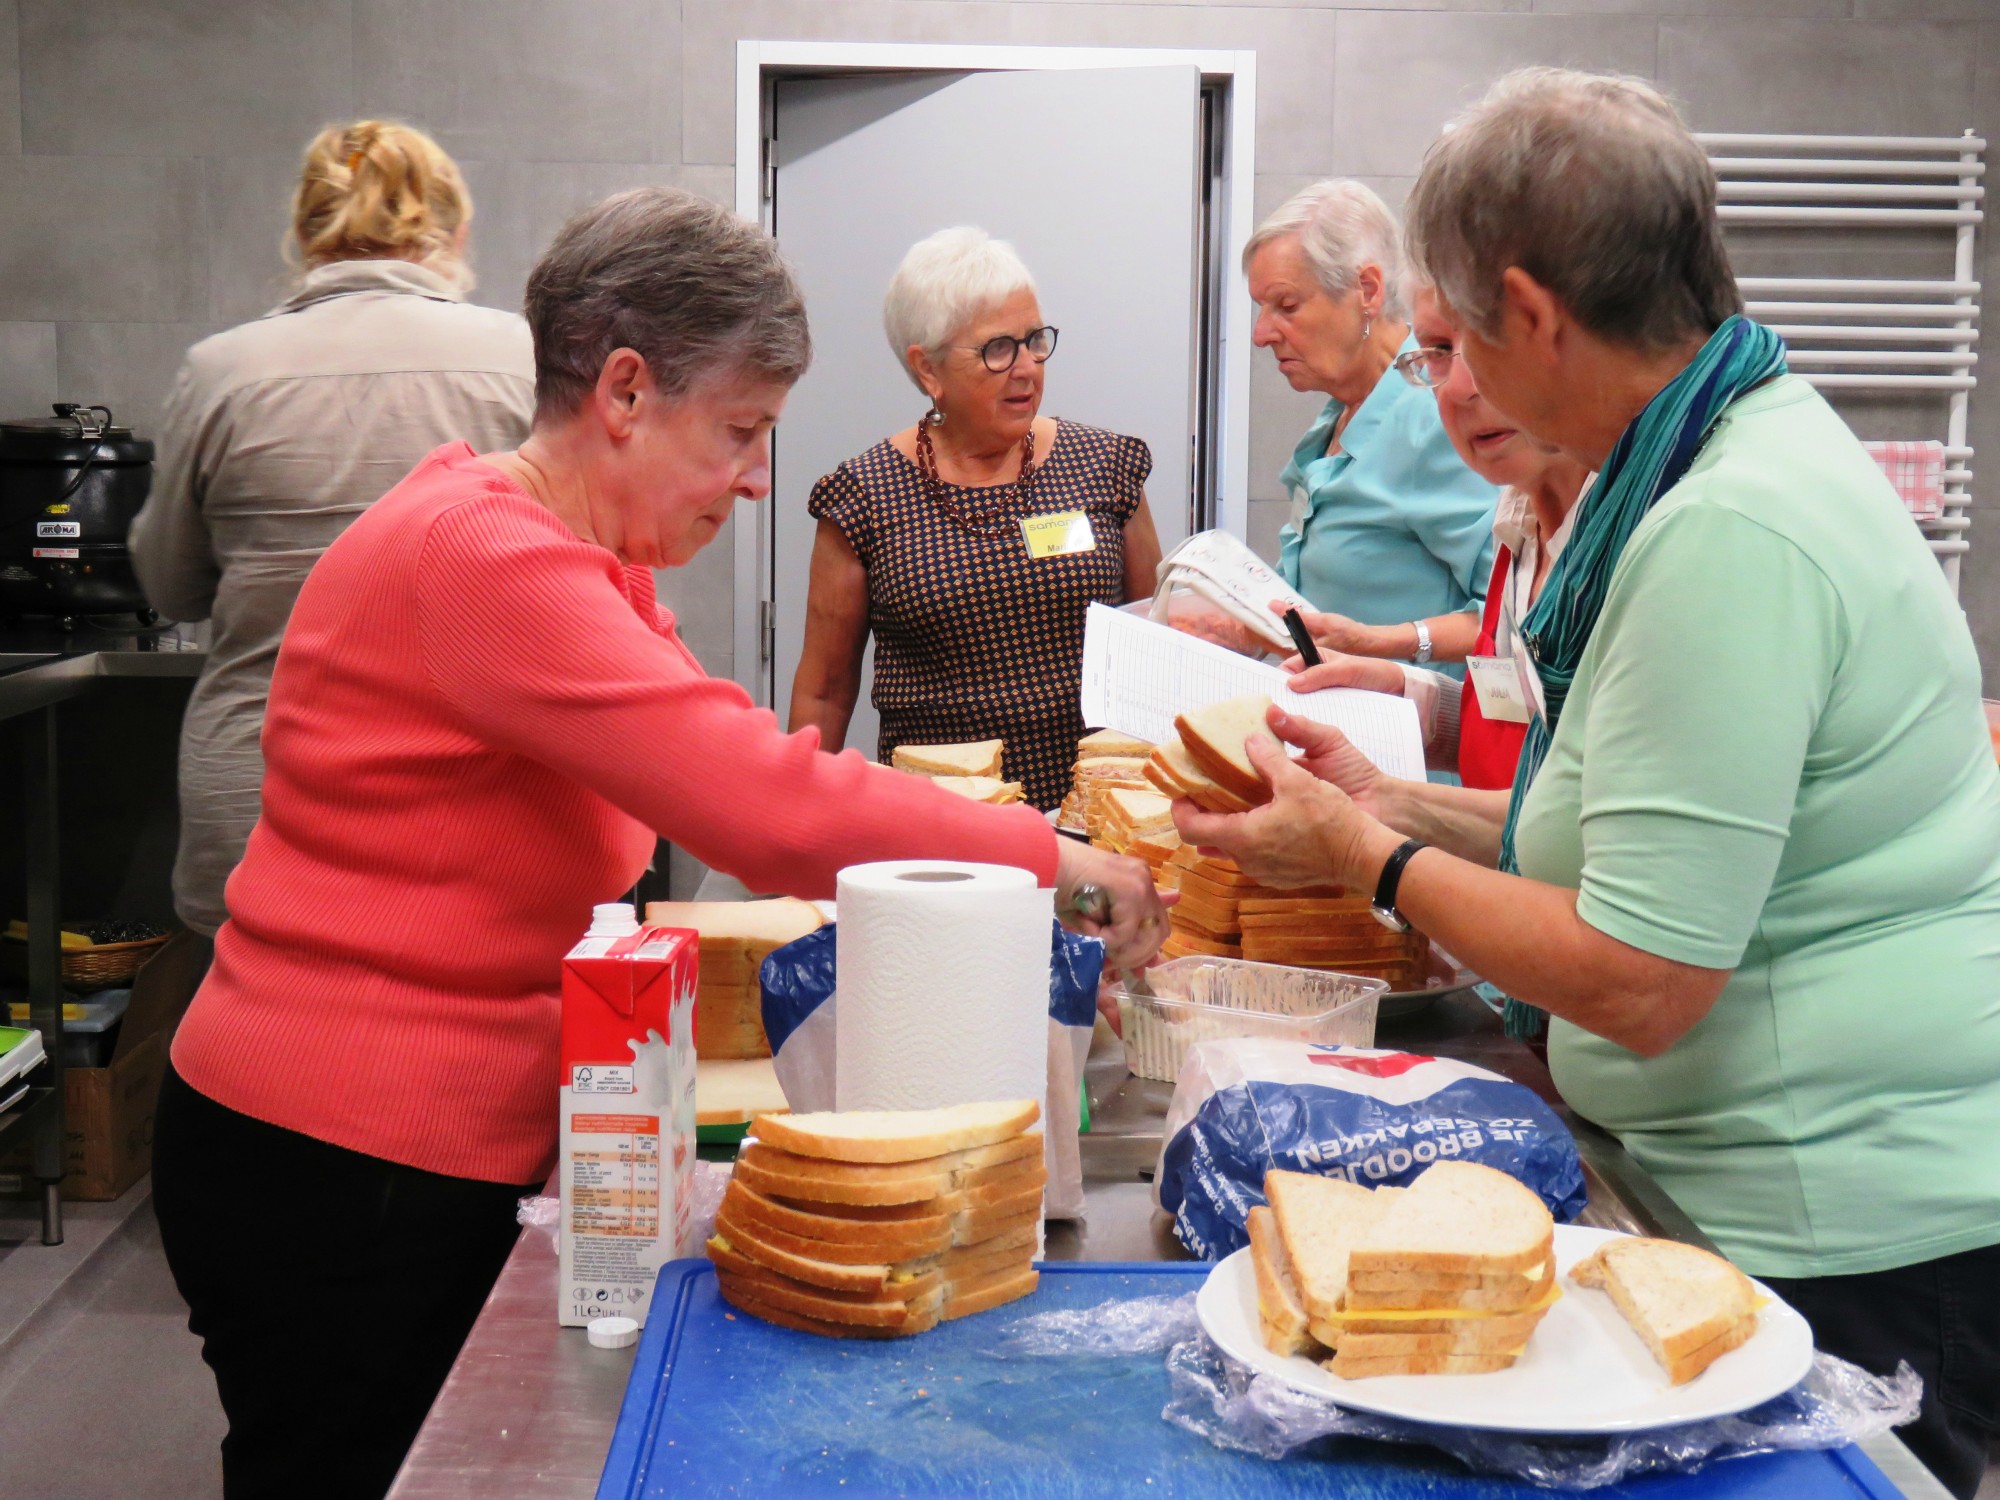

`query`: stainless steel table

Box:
[0,624,203,1243]
[390,995,1949,1499]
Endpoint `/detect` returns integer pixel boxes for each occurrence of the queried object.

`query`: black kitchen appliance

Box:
[0,404,156,629]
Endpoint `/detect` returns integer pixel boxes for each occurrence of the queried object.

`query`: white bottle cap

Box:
[587,902,641,937]
[587,1315,640,1349]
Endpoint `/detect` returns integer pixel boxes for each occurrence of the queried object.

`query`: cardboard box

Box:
[559,923,697,1328]
[0,929,209,1201]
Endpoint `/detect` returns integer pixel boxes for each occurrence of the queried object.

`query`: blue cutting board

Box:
[598,1261,1903,1500]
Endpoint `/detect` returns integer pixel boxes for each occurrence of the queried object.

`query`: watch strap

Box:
[1413,619,1434,664]
[1371,838,1428,929]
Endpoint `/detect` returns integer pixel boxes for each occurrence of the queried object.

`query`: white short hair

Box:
[1242,180,1405,319]
[883,226,1036,389]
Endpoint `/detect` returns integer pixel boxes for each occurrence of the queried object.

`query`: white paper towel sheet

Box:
[833,861,1052,1117]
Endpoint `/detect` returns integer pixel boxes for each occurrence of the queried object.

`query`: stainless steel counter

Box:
[389,996,1948,1499]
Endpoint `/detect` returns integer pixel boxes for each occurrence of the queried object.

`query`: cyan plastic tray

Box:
[598,1259,1903,1499]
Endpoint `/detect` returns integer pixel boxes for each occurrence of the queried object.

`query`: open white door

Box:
[766,64,1202,752]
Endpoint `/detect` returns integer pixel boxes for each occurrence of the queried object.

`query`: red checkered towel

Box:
[1864,440,1946,522]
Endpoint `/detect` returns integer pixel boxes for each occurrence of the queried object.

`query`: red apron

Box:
[1457,547,1527,791]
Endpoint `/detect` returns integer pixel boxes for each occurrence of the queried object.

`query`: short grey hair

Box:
[1403,67,1740,351]
[1242,180,1406,319]
[525,187,811,419]
[883,227,1036,390]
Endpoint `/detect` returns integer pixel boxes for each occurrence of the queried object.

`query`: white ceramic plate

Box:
[1196,1223,1815,1434]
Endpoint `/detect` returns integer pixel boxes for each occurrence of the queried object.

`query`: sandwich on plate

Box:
[710,1099,1044,1338]
[1571,1236,1763,1384]
[1253,1160,1560,1376]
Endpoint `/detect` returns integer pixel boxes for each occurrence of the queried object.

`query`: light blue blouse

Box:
[1277,340,1499,648]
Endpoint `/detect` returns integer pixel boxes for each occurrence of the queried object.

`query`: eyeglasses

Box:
[958,325,1059,373]
[1393,344,1463,390]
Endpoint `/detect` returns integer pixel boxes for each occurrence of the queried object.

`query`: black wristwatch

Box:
[1371,838,1428,933]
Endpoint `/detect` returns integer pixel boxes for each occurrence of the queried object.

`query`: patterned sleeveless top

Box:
[809,420,1151,810]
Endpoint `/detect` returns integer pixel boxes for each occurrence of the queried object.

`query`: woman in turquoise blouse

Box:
[1181,72,1999,1499]
[1246,181,1497,673]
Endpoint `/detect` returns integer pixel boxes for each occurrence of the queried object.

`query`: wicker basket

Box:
[1,934,169,990]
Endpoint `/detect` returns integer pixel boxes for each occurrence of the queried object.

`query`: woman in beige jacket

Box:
[131,120,535,939]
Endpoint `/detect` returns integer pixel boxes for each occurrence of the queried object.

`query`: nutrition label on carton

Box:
[567,1113,661,1237]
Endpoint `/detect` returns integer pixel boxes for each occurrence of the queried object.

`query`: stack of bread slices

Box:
[1142,694,1278,815]
[1091,787,1175,855]
[1057,737,1156,835]
[1252,1161,1561,1377]
[709,1100,1045,1338]
[1155,846,1429,986]
[644,898,824,1060]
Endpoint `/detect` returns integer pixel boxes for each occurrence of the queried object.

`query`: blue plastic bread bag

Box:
[1155,1038,1587,1259]
[759,921,1104,1217]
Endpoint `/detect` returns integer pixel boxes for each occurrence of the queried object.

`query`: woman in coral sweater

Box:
[151,188,1166,1500]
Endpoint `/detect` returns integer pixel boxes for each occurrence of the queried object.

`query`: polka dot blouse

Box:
[809,420,1151,810]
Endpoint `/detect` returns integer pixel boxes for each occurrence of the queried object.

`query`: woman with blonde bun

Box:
[131,120,535,944]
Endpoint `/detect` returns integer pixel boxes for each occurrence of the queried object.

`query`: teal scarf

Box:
[1495,315,1788,1041]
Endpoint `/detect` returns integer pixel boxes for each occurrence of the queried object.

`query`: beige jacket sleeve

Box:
[130,362,224,623]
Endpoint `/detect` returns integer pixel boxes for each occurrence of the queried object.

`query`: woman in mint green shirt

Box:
[1245,182,1496,673]
[1179,71,1998,1500]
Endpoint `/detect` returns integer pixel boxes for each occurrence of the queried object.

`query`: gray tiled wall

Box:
[0,0,1995,685]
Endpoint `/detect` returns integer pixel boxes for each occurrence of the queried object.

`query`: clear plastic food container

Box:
[1111,957,1385,1082]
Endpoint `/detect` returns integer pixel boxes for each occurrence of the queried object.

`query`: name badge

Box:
[1466,655,1533,724]
[1498,595,1549,728]
[1019,511,1096,559]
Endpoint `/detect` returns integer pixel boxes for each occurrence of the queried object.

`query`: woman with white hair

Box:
[1180,69,2000,1498]
[1246,181,1497,671]
[789,227,1162,809]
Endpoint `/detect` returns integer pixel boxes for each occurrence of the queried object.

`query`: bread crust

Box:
[734,1133,1043,1205]
[752,1100,1040,1163]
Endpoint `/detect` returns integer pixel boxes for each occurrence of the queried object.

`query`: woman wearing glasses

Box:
[1282,282,1592,791]
[790,226,1162,809]
[1247,181,1497,674]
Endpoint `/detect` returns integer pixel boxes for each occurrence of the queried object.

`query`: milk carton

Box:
[559,902,698,1327]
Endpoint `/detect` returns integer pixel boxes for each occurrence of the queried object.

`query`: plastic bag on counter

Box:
[758,920,1103,1219]
[1156,1039,1588,1259]
[1163,1336,1921,1490]
[994,1292,1202,1358]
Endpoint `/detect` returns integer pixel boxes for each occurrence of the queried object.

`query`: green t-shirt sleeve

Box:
[1571,499,1845,968]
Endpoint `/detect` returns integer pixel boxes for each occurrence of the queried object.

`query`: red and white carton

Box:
[559,903,698,1328]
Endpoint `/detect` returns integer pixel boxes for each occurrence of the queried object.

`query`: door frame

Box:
[730,39,1258,702]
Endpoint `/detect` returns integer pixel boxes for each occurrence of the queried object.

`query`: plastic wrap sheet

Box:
[1162,1337,1920,1491]
[993,1294,1920,1491]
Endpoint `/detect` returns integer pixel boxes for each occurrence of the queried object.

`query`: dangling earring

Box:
[924,402,945,427]
[1360,317,1373,347]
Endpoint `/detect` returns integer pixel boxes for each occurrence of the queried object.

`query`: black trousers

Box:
[153,1064,540,1500]
[1763,1240,2000,1500]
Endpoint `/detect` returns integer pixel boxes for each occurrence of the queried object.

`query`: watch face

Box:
[1371,904,1410,934]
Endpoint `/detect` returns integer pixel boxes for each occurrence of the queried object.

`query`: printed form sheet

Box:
[1080,603,1427,782]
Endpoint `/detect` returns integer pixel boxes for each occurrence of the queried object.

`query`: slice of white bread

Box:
[735,1134,1043,1206]
[1263,1171,1401,1344]
[1103,787,1175,839]
[1333,1350,1522,1378]
[1248,1205,1323,1358]
[927,775,1025,805]
[942,1264,1038,1322]
[1570,1237,1761,1385]
[1078,729,1155,758]
[1345,1254,1556,1313]
[1329,1304,1551,1368]
[1174,694,1279,807]
[695,1058,790,1127]
[644,897,824,948]
[722,1174,1045,1257]
[1145,742,1253,814]
[751,1099,1040,1164]
[892,740,1004,778]
[1346,1161,1554,1281]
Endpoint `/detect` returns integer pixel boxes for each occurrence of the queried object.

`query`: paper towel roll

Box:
[834,861,1052,1116]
